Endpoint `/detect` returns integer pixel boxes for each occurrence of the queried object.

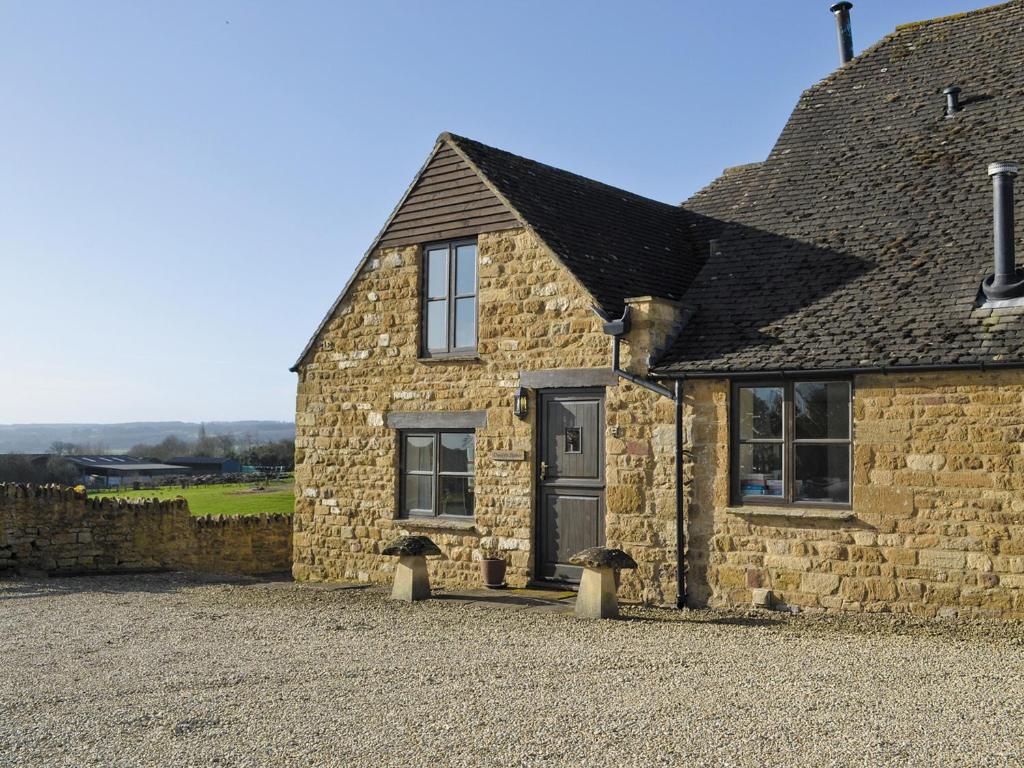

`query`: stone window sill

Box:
[725,505,855,522]
[396,516,478,533]
[417,355,483,364]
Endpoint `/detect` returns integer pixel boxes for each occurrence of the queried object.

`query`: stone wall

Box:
[689,371,1024,619]
[0,484,292,576]
[294,227,679,603]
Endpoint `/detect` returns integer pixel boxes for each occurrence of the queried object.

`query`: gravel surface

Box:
[2,572,1024,767]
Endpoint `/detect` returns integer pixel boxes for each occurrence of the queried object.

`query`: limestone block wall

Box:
[294,227,679,604]
[0,484,291,576]
[688,371,1024,619]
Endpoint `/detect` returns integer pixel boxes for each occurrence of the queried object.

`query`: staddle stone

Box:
[382,535,440,602]
[382,535,442,558]
[570,546,636,619]
[569,547,638,571]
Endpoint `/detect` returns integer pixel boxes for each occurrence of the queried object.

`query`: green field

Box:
[89,480,294,517]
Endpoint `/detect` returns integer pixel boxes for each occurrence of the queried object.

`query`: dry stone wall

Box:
[294,227,678,603]
[0,484,291,576]
[688,371,1024,619]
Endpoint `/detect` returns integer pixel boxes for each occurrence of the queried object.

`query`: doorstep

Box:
[435,586,576,614]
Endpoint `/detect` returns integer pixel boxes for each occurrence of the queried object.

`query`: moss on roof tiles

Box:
[657,0,1024,375]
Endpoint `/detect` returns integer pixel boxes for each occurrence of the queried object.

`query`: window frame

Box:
[730,379,853,509]
[420,238,478,357]
[398,428,476,519]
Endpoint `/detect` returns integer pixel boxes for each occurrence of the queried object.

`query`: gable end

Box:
[377,144,518,249]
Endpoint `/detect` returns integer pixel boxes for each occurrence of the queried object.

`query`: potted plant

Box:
[479,548,507,589]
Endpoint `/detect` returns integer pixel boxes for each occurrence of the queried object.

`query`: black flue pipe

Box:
[830,2,854,65]
[983,162,1024,301]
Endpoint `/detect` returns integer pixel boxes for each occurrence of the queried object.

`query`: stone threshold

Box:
[725,506,855,522]
[396,517,478,533]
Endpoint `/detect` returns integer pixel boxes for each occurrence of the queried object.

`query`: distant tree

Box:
[43,456,80,485]
[214,433,236,458]
[48,441,78,455]
[194,425,234,457]
[242,439,295,471]
[129,435,191,461]
[71,442,108,455]
[0,454,79,484]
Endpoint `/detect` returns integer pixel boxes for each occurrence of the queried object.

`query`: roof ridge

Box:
[894,0,1017,32]
[442,132,683,212]
[696,0,1021,202]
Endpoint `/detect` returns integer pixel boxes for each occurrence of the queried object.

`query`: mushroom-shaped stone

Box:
[569,546,637,620]
[381,535,442,558]
[382,535,441,602]
[569,547,638,571]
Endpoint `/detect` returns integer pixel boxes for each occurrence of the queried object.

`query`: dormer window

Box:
[422,239,477,356]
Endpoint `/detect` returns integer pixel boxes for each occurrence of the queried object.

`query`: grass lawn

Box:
[89,480,294,517]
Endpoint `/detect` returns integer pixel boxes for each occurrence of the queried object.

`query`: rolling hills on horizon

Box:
[0,421,295,454]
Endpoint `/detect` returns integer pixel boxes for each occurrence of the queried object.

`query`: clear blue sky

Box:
[0,0,994,423]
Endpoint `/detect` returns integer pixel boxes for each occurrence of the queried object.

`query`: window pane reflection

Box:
[454,298,475,349]
[427,249,448,297]
[404,435,434,472]
[795,445,850,503]
[440,432,474,473]
[739,387,784,440]
[455,244,476,295]
[795,382,850,440]
[427,300,447,350]
[739,443,784,497]
[439,476,474,516]
[403,475,433,514]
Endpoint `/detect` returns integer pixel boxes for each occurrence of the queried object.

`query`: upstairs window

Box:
[422,239,477,356]
[732,381,852,506]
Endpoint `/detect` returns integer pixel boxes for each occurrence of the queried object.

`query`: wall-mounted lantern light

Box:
[513,386,529,420]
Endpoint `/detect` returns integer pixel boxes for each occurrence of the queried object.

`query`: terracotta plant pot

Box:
[480,558,507,589]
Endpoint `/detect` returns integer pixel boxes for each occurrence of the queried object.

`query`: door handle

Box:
[540,461,548,480]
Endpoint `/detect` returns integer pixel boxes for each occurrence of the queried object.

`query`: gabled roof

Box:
[446,134,702,318]
[291,133,701,371]
[655,0,1024,375]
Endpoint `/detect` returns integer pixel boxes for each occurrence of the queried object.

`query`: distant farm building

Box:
[166,456,242,474]
[63,456,187,488]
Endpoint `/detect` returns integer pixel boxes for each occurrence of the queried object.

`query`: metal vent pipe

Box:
[982,162,1024,301]
[830,2,854,65]
[943,86,962,116]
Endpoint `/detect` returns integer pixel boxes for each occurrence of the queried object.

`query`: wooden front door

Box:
[536,390,605,582]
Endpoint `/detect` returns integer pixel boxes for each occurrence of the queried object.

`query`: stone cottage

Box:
[292,1,1024,618]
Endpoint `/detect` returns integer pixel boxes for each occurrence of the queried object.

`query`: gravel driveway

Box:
[2,572,1023,768]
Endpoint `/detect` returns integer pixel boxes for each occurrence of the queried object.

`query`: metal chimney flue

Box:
[943,86,962,117]
[830,2,854,65]
[982,162,1024,302]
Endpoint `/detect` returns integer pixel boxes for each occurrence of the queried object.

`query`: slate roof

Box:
[446,134,702,318]
[64,456,187,472]
[654,0,1024,375]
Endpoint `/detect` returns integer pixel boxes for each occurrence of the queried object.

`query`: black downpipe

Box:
[610,334,673,399]
[674,379,685,608]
